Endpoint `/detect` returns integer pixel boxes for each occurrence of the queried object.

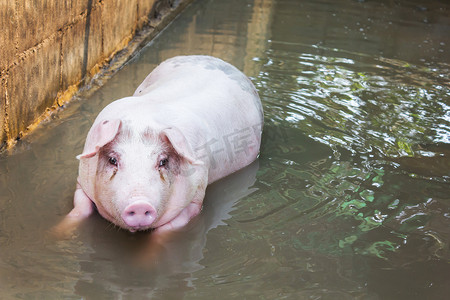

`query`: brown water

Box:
[1,0,449,298]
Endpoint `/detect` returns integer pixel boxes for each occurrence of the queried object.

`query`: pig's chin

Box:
[125,225,153,233]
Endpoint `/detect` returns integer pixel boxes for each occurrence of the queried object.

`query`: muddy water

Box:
[1,0,449,298]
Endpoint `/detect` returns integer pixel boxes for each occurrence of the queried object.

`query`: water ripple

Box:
[259,42,450,158]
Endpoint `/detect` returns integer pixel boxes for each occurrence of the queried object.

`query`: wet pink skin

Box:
[54,55,263,237]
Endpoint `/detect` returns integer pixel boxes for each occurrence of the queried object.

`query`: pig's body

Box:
[68,55,263,233]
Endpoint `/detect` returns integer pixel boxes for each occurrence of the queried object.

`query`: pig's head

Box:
[77,119,207,232]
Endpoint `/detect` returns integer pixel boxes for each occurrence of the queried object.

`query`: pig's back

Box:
[135,56,262,114]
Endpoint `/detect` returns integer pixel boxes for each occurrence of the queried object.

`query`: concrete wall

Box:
[0,0,192,151]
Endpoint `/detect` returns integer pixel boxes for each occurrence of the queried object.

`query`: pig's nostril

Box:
[122,201,156,230]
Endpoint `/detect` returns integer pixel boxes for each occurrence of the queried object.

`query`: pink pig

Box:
[61,55,263,234]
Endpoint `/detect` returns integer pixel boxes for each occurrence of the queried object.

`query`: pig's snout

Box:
[122,201,157,231]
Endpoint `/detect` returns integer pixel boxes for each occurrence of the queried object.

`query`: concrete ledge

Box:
[0,0,194,151]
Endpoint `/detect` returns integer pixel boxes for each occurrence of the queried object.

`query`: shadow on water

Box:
[0,0,449,299]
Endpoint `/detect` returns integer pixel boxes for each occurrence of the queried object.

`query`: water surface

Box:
[1,0,449,299]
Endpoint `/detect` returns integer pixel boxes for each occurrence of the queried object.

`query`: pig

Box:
[60,55,263,234]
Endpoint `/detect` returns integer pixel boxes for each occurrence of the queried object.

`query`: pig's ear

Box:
[161,127,201,165]
[77,119,121,159]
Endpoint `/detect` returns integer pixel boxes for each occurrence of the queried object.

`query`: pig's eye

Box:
[108,157,118,166]
[159,158,169,168]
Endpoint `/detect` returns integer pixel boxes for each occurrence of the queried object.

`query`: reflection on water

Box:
[0,0,449,299]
